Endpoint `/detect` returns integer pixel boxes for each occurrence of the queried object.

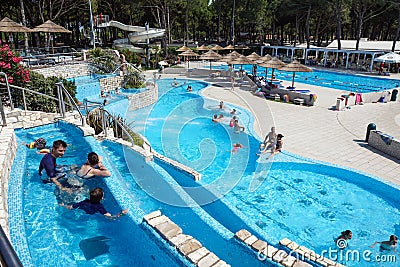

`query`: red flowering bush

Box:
[0,43,30,86]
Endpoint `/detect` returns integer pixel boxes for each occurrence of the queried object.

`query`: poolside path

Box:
[147,70,400,186]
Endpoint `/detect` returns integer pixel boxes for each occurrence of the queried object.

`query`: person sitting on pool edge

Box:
[370,235,398,251]
[38,140,68,190]
[268,134,284,157]
[76,152,111,179]
[259,127,277,154]
[60,187,128,218]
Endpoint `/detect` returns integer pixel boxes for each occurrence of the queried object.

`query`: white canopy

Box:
[374,52,400,63]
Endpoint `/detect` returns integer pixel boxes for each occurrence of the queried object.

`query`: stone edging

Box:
[0,125,17,236]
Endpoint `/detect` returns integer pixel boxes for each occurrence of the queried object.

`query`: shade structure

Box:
[0,17,31,32]
[211,44,224,51]
[196,45,209,51]
[178,50,199,57]
[31,20,71,33]
[278,60,312,87]
[256,54,272,64]
[179,49,199,68]
[258,57,285,82]
[224,44,235,50]
[32,20,71,54]
[199,50,222,70]
[246,52,261,61]
[176,45,190,52]
[374,52,400,63]
[228,55,254,65]
[228,55,255,73]
[219,51,241,62]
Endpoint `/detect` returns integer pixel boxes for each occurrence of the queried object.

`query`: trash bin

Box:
[336,97,344,110]
[391,89,398,101]
[365,123,376,142]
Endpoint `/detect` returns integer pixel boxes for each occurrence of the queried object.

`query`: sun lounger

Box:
[234,229,312,267]
[144,210,230,267]
[279,238,346,267]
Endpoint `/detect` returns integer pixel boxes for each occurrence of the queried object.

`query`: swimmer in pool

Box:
[370,235,398,252]
[231,143,244,153]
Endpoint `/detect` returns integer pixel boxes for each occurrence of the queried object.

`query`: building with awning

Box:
[260,39,400,72]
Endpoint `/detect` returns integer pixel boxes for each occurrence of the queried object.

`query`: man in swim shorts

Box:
[38,140,68,191]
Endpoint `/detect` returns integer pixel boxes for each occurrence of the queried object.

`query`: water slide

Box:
[97,20,165,43]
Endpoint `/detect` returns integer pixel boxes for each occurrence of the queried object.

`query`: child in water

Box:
[61,187,128,218]
[24,138,50,154]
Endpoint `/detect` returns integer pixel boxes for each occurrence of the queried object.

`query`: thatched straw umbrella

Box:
[278,60,312,88]
[199,50,222,70]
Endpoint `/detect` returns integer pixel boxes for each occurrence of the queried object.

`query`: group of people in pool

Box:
[336,230,398,252]
[27,138,128,218]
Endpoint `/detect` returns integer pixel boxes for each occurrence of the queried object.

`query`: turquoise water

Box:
[10,123,181,267]
[68,74,116,101]
[213,64,400,92]
[127,78,400,266]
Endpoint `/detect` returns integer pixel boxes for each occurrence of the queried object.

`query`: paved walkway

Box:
[149,69,400,186]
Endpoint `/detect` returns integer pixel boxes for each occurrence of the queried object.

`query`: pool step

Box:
[279,238,346,267]
[234,229,312,267]
[143,210,230,267]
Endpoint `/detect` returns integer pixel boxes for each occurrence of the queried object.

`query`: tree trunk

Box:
[392,3,400,52]
[336,0,342,50]
[19,0,29,52]
[306,4,311,49]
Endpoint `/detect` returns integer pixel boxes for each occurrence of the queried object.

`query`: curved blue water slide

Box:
[9,122,185,267]
[99,140,269,267]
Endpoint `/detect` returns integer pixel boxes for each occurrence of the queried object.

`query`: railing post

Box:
[22,89,27,115]
[100,106,107,137]
[0,96,7,126]
[56,82,65,118]
[0,71,14,110]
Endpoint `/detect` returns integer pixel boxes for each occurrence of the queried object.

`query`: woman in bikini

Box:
[76,152,111,179]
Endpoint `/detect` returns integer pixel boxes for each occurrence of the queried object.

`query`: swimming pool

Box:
[213,65,400,93]
[68,74,116,101]
[9,122,185,266]
[9,121,271,266]
[127,78,400,266]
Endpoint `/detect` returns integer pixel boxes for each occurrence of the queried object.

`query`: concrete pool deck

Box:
[147,67,400,186]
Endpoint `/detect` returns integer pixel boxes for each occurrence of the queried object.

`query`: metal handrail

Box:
[100,108,152,152]
[0,72,14,110]
[0,226,23,267]
[56,82,85,126]
[0,82,84,126]
[112,62,142,74]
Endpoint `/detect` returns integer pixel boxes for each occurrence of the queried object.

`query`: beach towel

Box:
[355,93,363,104]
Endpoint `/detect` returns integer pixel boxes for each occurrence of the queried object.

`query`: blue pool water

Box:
[127,78,400,266]
[68,74,116,101]
[10,123,182,267]
[213,64,400,92]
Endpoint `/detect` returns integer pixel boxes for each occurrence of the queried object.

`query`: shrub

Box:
[0,43,30,86]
